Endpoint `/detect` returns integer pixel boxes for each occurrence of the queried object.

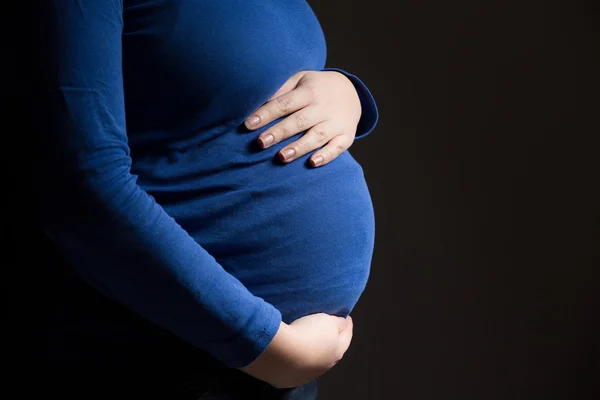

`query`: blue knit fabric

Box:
[37,0,378,368]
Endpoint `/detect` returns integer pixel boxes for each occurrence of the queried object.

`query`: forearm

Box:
[35,0,281,367]
[40,154,281,368]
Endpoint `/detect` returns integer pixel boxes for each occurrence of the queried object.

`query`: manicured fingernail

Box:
[311,155,324,166]
[246,115,260,127]
[280,148,296,161]
[258,134,274,148]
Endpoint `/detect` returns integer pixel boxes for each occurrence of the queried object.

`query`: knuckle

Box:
[304,82,318,102]
[275,95,292,112]
[335,143,346,155]
[260,106,273,120]
[312,127,328,142]
[291,139,306,152]
[295,113,309,129]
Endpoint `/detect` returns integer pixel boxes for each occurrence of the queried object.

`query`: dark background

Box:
[5,1,598,399]
[309,0,599,399]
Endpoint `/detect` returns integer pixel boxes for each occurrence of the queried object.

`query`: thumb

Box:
[338,315,352,333]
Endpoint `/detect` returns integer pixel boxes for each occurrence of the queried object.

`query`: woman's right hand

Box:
[238,313,354,389]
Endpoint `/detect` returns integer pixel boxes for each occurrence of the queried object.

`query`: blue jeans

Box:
[189,377,319,400]
[282,380,319,400]
[175,368,319,400]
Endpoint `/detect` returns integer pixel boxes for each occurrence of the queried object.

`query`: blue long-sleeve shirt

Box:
[36,0,378,369]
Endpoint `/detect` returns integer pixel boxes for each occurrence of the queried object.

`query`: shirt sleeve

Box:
[34,0,281,369]
[322,67,379,139]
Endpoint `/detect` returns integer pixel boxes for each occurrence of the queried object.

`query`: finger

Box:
[275,120,332,162]
[267,70,308,101]
[336,319,354,361]
[258,106,323,150]
[308,132,353,167]
[246,84,315,131]
[338,315,352,333]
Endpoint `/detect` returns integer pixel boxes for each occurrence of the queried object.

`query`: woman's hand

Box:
[244,70,362,167]
[238,313,354,389]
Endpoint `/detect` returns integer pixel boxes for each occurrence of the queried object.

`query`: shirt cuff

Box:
[322,67,379,140]
[223,299,283,368]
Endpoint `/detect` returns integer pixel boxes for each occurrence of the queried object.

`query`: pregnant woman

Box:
[35,0,378,398]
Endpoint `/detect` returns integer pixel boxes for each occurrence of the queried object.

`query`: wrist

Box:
[265,321,298,361]
[237,321,299,386]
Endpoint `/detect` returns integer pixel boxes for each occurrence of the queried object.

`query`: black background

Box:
[5,1,599,399]
[309,0,599,399]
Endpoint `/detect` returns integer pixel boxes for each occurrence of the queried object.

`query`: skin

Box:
[239,314,354,389]
[239,70,361,388]
[245,70,362,167]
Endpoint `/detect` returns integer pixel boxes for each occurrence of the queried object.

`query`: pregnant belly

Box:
[134,129,375,323]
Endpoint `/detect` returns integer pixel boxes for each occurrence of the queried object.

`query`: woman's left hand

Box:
[244,70,362,167]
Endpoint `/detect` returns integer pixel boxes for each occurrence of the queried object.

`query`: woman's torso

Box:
[122,0,374,323]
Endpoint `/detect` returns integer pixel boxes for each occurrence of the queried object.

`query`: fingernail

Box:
[311,155,324,166]
[280,148,296,161]
[246,115,260,127]
[258,134,274,148]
